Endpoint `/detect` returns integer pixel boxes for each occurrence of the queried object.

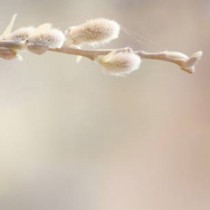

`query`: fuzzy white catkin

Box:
[97,51,141,76]
[65,18,120,47]
[4,27,35,42]
[27,24,65,54]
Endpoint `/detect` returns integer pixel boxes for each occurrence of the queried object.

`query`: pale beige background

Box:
[0,0,209,210]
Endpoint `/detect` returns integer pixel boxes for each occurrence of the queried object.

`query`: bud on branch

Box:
[0,14,203,76]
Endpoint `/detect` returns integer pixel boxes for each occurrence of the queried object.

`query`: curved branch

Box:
[50,47,203,74]
[0,40,203,74]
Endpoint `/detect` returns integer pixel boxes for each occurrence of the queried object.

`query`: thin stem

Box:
[0,40,25,49]
[0,40,203,74]
[50,47,203,74]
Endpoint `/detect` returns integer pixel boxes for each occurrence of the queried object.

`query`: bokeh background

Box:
[0,0,209,209]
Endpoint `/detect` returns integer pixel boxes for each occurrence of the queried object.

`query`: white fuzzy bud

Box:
[65,18,120,47]
[27,23,65,54]
[96,49,141,76]
[4,27,35,42]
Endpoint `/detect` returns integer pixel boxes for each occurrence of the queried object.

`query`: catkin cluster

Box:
[0,17,141,76]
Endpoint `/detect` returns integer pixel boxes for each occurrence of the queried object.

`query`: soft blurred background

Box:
[0,0,209,209]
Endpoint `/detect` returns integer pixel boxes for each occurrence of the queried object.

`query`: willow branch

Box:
[0,40,203,74]
[50,47,203,74]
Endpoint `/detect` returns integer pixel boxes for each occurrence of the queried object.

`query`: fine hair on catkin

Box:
[3,26,35,42]
[64,18,120,47]
[96,49,141,76]
[26,23,65,54]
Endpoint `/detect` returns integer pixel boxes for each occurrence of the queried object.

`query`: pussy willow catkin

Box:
[4,26,35,42]
[64,18,120,46]
[96,50,141,76]
[27,24,65,54]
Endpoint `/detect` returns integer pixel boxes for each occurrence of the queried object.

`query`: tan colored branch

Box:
[0,14,203,75]
[0,40,203,74]
[50,47,203,74]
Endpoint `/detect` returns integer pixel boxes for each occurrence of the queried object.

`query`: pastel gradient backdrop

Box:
[0,0,209,209]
